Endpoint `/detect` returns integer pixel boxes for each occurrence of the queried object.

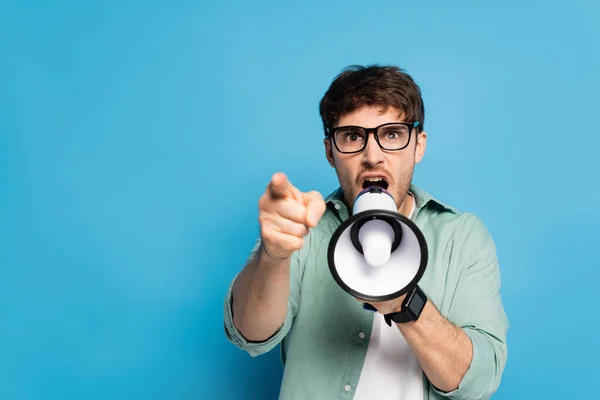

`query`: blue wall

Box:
[1,1,599,399]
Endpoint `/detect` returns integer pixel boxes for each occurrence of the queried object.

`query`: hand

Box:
[360,293,407,315]
[258,172,326,261]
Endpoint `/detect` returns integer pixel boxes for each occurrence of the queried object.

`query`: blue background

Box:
[1,1,599,399]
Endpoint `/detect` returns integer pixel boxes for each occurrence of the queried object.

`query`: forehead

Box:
[336,105,405,128]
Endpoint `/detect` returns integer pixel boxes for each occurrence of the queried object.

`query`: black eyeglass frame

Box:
[326,121,421,154]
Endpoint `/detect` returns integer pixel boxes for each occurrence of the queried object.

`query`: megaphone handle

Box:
[362,303,378,312]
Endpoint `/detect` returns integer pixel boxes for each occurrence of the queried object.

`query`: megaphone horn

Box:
[327,186,428,303]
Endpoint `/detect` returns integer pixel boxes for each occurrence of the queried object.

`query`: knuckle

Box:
[307,190,319,199]
[258,213,269,226]
[261,232,276,248]
[280,242,293,253]
[294,224,309,237]
[259,192,271,207]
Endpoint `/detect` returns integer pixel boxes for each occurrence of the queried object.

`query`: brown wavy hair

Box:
[319,64,425,135]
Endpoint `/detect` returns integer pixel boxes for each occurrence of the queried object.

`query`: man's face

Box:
[324,105,427,214]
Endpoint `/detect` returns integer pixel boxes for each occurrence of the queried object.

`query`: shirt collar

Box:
[409,184,459,214]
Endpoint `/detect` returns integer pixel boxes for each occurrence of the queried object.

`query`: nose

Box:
[362,132,385,167]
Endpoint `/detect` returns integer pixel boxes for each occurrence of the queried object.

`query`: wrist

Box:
[260,242,289,262]
[393,293,408,312]
[383,286,428,326]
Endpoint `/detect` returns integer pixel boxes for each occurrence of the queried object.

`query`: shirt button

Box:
[334,203,340,210]
[344,384,351,392]
[358,331,365,339]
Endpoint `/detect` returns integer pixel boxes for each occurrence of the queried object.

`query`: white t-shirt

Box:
[353,193,424,399]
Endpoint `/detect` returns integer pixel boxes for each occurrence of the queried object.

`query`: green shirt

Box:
[223,184,509,399]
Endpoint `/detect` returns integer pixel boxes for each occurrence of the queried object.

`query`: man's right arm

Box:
[230,243,293,342]
[223,172,325,354]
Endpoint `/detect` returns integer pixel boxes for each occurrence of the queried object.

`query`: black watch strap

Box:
[383,285,427,326]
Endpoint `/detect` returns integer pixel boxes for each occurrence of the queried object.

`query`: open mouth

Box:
[362,177,388,190]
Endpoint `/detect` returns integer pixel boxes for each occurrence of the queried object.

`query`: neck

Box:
[399,192,414,217]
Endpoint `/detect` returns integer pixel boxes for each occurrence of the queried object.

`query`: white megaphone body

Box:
[327,186,428,309]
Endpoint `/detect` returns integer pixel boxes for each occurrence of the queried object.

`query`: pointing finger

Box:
[268,173,293,199]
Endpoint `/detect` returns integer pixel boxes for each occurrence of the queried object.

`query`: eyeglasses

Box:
[327,122,420,154]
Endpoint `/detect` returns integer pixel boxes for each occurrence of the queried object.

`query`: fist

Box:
[258,172,326,261]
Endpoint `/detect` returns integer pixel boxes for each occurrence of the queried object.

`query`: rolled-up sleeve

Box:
[223,238,303,358]
[433,213,509,399]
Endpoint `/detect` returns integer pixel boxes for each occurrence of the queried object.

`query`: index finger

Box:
[268,172,294,199]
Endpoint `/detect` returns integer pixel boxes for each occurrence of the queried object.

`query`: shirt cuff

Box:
[430,327,504,399]
[223,275,291,358]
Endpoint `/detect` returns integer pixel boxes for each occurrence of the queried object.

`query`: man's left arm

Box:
[369,213,509,398]
[396,296,475,394]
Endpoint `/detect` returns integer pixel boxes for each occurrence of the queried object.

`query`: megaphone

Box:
[327,186,428,308]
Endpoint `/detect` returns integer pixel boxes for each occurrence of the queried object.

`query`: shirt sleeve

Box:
[432,213,509,399]
[223,237,304,358]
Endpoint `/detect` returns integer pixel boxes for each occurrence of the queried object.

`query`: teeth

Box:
[365,177,383,182]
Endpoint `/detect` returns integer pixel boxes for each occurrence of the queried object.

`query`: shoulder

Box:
[412,184,494,255]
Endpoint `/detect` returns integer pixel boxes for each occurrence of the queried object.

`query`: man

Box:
[223,65,509,399]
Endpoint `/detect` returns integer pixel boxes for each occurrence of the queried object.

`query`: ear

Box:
[414,131,427,164]
[324,138,336,168]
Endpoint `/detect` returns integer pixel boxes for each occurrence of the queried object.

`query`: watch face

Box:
[405,286,426,320]
[409,291,426,315]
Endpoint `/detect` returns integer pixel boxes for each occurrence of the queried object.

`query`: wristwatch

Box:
[383,285,427,326]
